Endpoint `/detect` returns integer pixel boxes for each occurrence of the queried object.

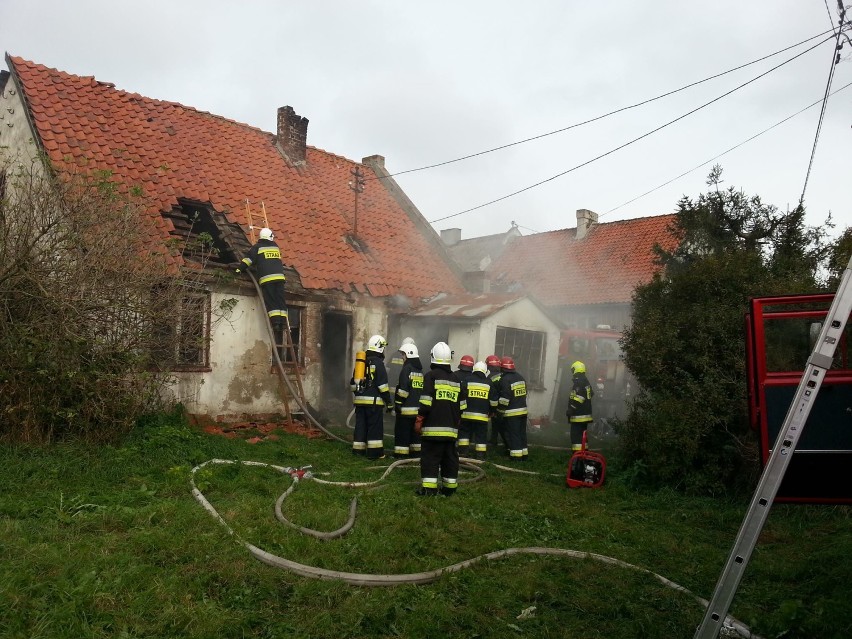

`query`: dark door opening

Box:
[321,312,352,423]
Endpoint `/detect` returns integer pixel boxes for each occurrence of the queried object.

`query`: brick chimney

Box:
[441,228,462,246]
[276,106,309,165]
[576,208,598,240]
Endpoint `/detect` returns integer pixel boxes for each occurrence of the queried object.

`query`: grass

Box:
[1,411,851,639]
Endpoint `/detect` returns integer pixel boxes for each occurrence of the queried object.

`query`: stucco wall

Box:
[0,73,44,172]
[170,290,388,420]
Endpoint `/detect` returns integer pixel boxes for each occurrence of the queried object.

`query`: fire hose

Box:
[190,458,762,638]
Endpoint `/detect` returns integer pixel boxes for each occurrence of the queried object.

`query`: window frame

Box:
[152,287,212,372]
[494,325,547,388]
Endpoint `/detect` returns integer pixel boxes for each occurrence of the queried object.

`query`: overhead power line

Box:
[429,35,834,225]
[603,79,852,216]
[798,13,849,205]
[367,27,835,182]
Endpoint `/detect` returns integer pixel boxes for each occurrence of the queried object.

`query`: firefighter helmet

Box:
[485,354,501,369]
[399,336,415,350]
[500,356,515,371]
[459,355,474,371]
[473,361,488,375]
[571,360,586,375]
[401,343,419,359]
[259,227,274,241]
[367,334,387,353]
[431,342,452,365]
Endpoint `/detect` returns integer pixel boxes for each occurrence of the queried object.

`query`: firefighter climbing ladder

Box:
[694,255,852,639]
[241,201,346,442]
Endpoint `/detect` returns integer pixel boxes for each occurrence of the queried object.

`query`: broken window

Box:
[495,326,546,386]
[152,288,211,369]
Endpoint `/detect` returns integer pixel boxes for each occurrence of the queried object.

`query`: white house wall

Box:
[447,323,481,367]
[170,289,390,420]
[0,73,45,174]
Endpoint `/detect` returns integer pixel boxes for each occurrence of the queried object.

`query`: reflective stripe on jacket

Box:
[497,370,528,417]
[241,239,286,285]
[569,372,594,423]
[395,358,424,416]
[352,353,391,406]
[419,365,466,439]
[462,373,491,422]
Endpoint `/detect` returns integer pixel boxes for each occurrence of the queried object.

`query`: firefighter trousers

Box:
[420,438,459,494]
[570,420,592,451]
[393,414,418,458]
[504,415,528,459]
[353,405,385,459]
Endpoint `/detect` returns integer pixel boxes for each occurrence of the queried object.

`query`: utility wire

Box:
[366,27,835,182]
[603,79,852,216]
[429,35,834,225]
[799,18,847,205]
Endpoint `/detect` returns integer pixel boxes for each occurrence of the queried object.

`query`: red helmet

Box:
[485,354,501,368]
[500,356,515,371]
[459,355,474,371]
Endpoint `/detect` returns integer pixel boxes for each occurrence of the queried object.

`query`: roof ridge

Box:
[8,54,272,137]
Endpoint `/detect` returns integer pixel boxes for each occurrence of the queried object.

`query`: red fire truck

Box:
[554,326,634,422]
[746,293,852,503]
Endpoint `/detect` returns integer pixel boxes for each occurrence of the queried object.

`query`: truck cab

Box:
[555,325,634,422]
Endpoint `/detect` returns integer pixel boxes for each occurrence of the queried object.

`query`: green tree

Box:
[618,166,829,495]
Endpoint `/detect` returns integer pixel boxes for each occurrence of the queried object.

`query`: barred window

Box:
[494,326,546,386]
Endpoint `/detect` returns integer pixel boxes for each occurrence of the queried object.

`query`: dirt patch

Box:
[201,419,324,443]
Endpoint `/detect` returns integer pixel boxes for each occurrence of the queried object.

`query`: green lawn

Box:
[1,412,850,639]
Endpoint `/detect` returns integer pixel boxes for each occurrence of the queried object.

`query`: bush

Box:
[0,159,207,442]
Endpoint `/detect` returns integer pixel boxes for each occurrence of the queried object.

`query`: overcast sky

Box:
[1,1,849,241]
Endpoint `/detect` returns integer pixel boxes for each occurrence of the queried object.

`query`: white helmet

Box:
[401,343,419,359]
[400,336,415,349]
[473,361,487,375]
[367,334,387,353]
[259,227,274,241]
[430,341,452,365]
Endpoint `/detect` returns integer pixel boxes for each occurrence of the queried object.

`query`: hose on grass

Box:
[190,458,762,639]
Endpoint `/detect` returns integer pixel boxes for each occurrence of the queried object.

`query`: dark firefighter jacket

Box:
[568,372,594,423]
[488,369,503,412]
[394,357,424,416]
[419,364,467,439]
[352,351,392,407]
[241,238,286,285]
[497,370,529,418]
[462,370,491,423]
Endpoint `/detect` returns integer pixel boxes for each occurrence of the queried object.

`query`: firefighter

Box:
[388,336,415,394]
[496,356,529,461]
[415,342,466,496]
[486,354,508,451]
[393,342,423,459]
[454,355,475,455]
[351,334,393,459]
[464,361,492,460]
[235,227,289,350]
[566,360,594,451]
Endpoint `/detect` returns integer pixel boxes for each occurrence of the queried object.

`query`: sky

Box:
[1,0,850,242]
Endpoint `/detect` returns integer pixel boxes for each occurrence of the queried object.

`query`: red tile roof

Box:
[488,215,679,306]
[8,56,464,299]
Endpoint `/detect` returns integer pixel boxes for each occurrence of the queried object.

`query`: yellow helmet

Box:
[571,360,586,375]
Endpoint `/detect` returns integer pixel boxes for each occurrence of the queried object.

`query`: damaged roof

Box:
[7,55,464,300]
[412,293,529,318]
[489,215,678,306]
